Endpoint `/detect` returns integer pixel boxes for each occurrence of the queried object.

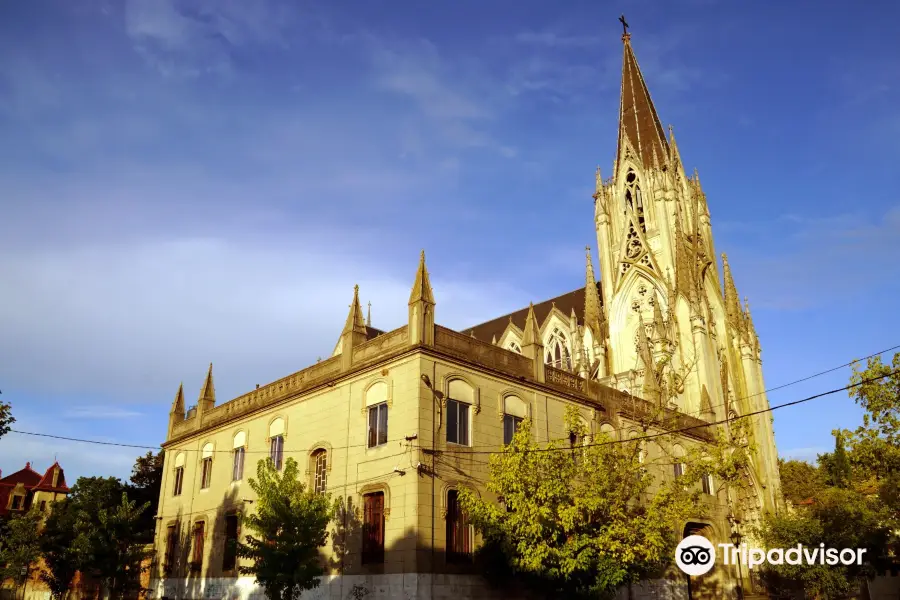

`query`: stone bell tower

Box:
[591,22,783,515]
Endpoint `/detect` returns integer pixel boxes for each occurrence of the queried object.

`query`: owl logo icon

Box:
[676,535,716,576]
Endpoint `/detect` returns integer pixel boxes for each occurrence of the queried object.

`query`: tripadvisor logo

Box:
[676,535,716,576]
[675,535,868,575]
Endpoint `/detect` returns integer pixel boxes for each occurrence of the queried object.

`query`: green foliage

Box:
[849,353,900,444]
[68,477,152,598]
[237,457,334,600]
[0,400,14,439]
[458,417,749,599]
[757,487,892,599]
[778,458,825,505]
[761,353,900,596]
[127,450,165,543]
[40,499,81,600]
[0,509,42,586]
[820,431,851,489]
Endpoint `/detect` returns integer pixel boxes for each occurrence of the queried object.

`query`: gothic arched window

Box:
[544,328,571,370]
[624,170,646,233]
[507,341,521,354]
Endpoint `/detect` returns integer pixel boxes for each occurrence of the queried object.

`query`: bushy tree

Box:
[0,509,42,590]
[0,400,14,439]
[237,457,334,600]
[127,450,165,543]
[66,477,151,599]
[758,352,900,597]
[757,487,892,599]
[40,499,81,600]
[458,408,752,600]
[778,458,825,505]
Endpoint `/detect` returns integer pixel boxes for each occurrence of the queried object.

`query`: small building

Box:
[0,461,69,517]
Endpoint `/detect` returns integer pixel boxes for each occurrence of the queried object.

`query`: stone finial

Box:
[342,285,367,336]
[408,250,435,305]
[522,303,542,348]
[198,363,215,408]
[170,382,185,416]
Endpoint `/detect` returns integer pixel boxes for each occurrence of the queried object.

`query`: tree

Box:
[819,431,851,489]
[458,408,752,599]
[66,477,151,600]
[237,457,334,600]
[757,487,892,599]
[40,500,81,600]
[778,458,825,505]
[127,450,165,543]
[756,352,900,597]
[0,400,14,440]
[0,509,42,595]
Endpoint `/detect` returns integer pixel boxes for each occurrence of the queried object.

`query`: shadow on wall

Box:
[163,487,242,600]
[329,495,363,575]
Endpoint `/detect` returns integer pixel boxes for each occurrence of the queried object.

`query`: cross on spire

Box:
[619,14,630,38]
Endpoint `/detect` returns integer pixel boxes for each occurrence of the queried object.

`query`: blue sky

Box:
[1,0,898,483]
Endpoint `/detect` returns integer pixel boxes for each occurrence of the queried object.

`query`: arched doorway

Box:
[682,522,721,600]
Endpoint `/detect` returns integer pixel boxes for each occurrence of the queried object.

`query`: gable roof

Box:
[35,462,69,492]
[463,283,602,344]
[0,462,42,487]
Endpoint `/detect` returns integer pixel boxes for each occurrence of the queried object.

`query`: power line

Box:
[432,342,900,452]
[431,368,900,456]
[7,345,898,456]
[6,430,416,455]
[678,342,900,419]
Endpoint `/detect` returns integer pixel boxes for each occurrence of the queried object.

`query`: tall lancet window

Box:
[545,328,571,371]
[624,171,646,233]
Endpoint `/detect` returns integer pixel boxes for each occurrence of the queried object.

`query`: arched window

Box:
[269,418,285,471]
[173,453,186,496]
[545,328,571,370]
[447,379,475,446]
[599,423,615,439]
[507,341,521,354]
[366,381,389,449]
[624,170,646,232]
[502,395,527,445]
[200,443,214,489]
[311,449,327,494]
[446,488,472,562]
[673,444,686,479]
[232,432,246,481]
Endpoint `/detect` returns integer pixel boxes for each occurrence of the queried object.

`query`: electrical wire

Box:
[431,368,900,456]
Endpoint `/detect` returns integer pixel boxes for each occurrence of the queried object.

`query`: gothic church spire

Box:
[583,247,604,338]
[616,23,669,173]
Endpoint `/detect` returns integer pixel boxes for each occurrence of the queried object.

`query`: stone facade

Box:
[150,27,782,600]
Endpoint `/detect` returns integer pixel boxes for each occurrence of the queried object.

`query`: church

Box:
[151,24,782,600]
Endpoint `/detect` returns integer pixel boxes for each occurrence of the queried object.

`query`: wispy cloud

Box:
[514,31,602,48]
[64,406,144,419]
[369,37,516,157]
[719,206,900,310]
[123,0,297,77]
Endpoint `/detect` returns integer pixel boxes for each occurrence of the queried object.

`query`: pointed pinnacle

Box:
[522,303,542,347]
[408,250,435,305]
[652,297,667,341]
[171,382,185,413]
[199,364,215,404]
[343,285,367,335]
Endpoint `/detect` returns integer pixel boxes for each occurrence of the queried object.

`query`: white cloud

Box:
[0,230,524,407]
[64,406,144,419]
[514,31,602,48]
[719,206,900,310]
